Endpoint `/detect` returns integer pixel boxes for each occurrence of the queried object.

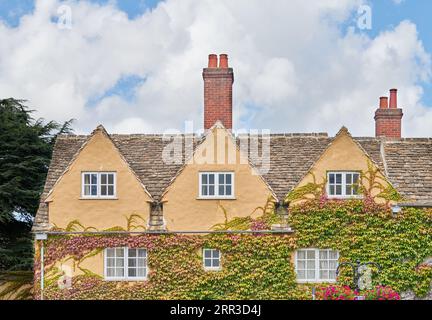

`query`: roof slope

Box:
[383,138,432,201]
[32,131,432,231]
[33,135,87,231]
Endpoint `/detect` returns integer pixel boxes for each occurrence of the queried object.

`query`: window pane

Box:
[106,248,115,257]
[202,174,207,184]
[346,174,352,184]
[128,259,136,267]
[306,250,315,259]
[116,259,124,267]
[329,251,338,259]
[297,261,306,269]
[107,258,115,267]
[204,250,212,258]
[297,251,306,259]
[320,270,329,279]
[209,186,215,195]
[107,268,115,277]
[219,174,225,184]
[329,270,337,280]
[204,259,212,267]
[202,186,208,196]
[297,270,305,279]
[226,174,231,184]
[138,259,145,267]
[91,185,97,195]
[307,270,315,279]
[101,185,107,195]
[101,174,107,184]
[336,174,342,184]
[353,185,359,195]
[116,268,124,277]
[329,185,335,195]
[346,185,352,195]
[84,185,90,196]
[219,186,225,196]
[137,268,146,277]
[213,259,220,267]
[320,260,328,269]
[138,249,146,258]
[353,174,359,183]
[213,250,220,259]
[84,174,90,184]
[209,174,214,184]
[128,249,137,257]
[108,186,114,196]
[108,174,114,184]
[226,186,232,196]
[319,250,328,259]
[116,248,124,257]
[306,260,315,269]
[336,185,342,195]
[91,174,98,184]
[128,268,136,277]
[329,260,338,269]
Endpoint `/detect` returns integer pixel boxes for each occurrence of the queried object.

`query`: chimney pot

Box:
[374,88,403,139]
[208,54,218,68]
[379,96,388,109]
[203,54,234,130]
[219,54,229,68]
[389,88,398,108]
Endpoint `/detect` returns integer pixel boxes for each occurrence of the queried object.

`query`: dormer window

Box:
[199,172,234,199]
[327,172,361,198]
[82,172,116,198]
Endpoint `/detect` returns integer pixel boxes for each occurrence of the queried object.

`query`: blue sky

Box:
[0,0,161,25]
[364,0,432,106]
[0,0,431,136]
[2,0,431,106]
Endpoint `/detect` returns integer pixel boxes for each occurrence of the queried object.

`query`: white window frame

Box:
[81,172,117,199]
[294,248,339,283]
[203,248,222,271]
[198,172,235,199]
[104,247,147,281]
[326,171,362,199]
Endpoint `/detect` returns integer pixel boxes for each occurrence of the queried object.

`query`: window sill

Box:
[197,197,236,200]
[80,197,118,200]
[327,196,363,200]
[296,279,337,284]
[204,268,222,272]
[296,279,336,283]
[104,278,147,282]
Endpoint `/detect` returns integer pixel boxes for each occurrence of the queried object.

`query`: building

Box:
[32,54,432,300]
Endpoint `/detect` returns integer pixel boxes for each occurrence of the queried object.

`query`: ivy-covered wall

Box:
[34,200,432,300]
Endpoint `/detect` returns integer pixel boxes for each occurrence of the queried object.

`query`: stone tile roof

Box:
[33,135,88,231]
[242,133,331,200]
[110,134,201,201]
[383,138,432,201]
[32,131,432,232]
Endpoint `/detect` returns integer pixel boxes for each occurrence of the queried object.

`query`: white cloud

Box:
[0,0,431,137]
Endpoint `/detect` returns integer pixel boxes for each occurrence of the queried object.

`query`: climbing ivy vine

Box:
[34,198,431,300]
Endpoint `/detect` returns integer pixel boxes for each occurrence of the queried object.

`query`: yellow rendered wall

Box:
[162,127,275,231]
[292,131,391,204]
[46,130,152,230]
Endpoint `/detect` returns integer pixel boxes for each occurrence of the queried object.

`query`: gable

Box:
[290,127,392,203]
[161,125,277,231]
[45,128,152,230]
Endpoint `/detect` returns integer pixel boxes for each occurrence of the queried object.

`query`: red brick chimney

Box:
[374,89,403,139]
[203,54,234,130]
